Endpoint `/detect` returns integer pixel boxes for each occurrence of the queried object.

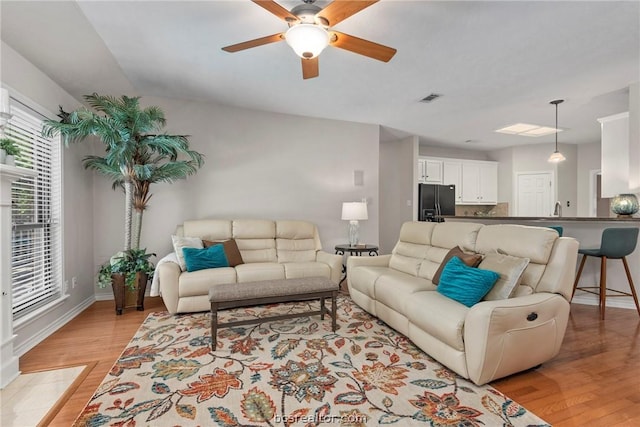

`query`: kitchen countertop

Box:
[446,216,640,222]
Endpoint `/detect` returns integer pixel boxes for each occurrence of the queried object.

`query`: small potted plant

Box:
[0,137,20,166]
[98,248,155,314]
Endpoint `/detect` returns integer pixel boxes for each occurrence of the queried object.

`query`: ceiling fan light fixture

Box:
[285,24,329,59]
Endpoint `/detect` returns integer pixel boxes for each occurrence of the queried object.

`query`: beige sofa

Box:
[347,221,579,385]
[157,219,342,314]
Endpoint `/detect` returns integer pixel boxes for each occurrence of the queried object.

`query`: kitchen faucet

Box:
[553,201,562,217]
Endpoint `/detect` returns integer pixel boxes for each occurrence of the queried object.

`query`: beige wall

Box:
[92,96,381,298]
[380,136,417,254]
[1,42,96,354]
[576,142,602,216]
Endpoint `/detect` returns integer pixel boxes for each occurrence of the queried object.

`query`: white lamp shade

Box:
[342,202,368,221]
[285,24,330,59]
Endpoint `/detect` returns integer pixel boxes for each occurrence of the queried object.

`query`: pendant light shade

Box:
[548,99,566,163]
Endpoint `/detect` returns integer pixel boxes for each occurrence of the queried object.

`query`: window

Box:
[6,98,63,319]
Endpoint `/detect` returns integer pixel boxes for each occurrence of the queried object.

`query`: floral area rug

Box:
[74,296,548,426]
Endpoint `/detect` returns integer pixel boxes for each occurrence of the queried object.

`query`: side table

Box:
[335,244,379,286]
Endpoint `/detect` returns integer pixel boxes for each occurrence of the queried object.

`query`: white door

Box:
[516,172,553,216]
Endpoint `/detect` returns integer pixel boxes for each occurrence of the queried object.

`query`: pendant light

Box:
[548,99,566,163]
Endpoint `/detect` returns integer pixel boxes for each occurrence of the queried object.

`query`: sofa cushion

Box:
[172,235,203,271]
[203,239,244,267]
[276,221,319,263]
[406,291,469,352]
[479,252,530,300]
[349,266,389,299]
[235,262,285,282]
[432,246,483,285]
[437,257,499,307]
[179,267,237,298]
[388,222,436,276]
[282,262,331,279]
[475,224,556,264]
[375,271,434,313]
[183,245,229,272]
[183,219,232,241]
[431,222,483,253]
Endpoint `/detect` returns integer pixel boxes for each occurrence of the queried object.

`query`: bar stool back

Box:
[572,227,640,319]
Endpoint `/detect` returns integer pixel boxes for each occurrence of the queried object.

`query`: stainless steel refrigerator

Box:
[418,184,456,222]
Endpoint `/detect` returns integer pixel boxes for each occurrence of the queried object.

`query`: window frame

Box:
[5,91,65,322]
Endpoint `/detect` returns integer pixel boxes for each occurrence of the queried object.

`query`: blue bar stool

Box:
[572,228,640,319]
[548,226,563,236]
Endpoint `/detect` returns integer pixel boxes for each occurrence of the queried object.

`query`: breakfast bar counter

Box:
[444,216,640,311]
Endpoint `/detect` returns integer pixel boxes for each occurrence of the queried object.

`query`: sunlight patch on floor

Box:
[0,365,86,427]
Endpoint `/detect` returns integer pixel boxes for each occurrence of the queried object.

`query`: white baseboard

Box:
[571,293,638,310]
[14,295,96,357]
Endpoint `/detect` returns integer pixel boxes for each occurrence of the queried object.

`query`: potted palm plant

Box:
[43,94,203,314]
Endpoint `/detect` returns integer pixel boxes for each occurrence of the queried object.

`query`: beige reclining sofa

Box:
[156,219,342,314]
[347,221,578,385]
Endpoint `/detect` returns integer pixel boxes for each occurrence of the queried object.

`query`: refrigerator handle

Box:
[435,185,441,217]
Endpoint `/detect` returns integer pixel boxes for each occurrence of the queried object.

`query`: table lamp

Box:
[341,202,368,247]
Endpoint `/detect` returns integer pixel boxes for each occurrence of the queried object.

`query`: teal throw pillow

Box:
[437,256,500,307]
[182,245,229,272]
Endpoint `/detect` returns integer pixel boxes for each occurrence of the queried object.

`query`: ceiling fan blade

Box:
[318,0,379,26]
[252,0,299,23]
[330,31,396,62]
[222,33,285,53]
[301,57,319,79]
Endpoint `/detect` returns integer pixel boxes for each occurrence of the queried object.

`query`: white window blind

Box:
[6,100,63,319]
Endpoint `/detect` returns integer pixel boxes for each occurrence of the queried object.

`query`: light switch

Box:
[354,170,364,186]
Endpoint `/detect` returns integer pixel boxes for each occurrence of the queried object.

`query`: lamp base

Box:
[348,220,359,247]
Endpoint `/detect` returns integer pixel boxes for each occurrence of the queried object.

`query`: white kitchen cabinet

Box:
[442,160,463,204]
[461,161,498,204]
[417,158,443,184]
[599,112,629,197]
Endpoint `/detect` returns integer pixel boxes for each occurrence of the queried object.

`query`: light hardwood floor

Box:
[19,298,640,426]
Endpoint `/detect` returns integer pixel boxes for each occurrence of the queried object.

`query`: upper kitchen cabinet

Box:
[442,160,463,204]
[461,161,498,204]
[599,112,629,197]
[418,158,443,184]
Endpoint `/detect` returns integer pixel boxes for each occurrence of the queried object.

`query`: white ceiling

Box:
[1,0,639,151]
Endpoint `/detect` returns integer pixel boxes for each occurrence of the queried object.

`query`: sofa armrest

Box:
[316,250,343,284]
[347,253,392,270]
[464,293,570,385]
[158,261,182,314]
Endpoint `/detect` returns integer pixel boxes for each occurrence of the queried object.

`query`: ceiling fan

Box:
[222,0,397,79]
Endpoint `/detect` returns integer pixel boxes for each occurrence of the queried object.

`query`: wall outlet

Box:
[72,277,77,288]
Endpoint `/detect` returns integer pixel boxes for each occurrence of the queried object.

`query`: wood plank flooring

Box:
[19,298,640,426]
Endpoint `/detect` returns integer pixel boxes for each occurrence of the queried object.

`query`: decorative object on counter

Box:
[611,193,639,218]
[341,201,368,246]
[547,99,566,163]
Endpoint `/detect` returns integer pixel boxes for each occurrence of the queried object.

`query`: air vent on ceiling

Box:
[420,93,442,103]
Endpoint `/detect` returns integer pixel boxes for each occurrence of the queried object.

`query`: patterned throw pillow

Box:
[437,256,500,307]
